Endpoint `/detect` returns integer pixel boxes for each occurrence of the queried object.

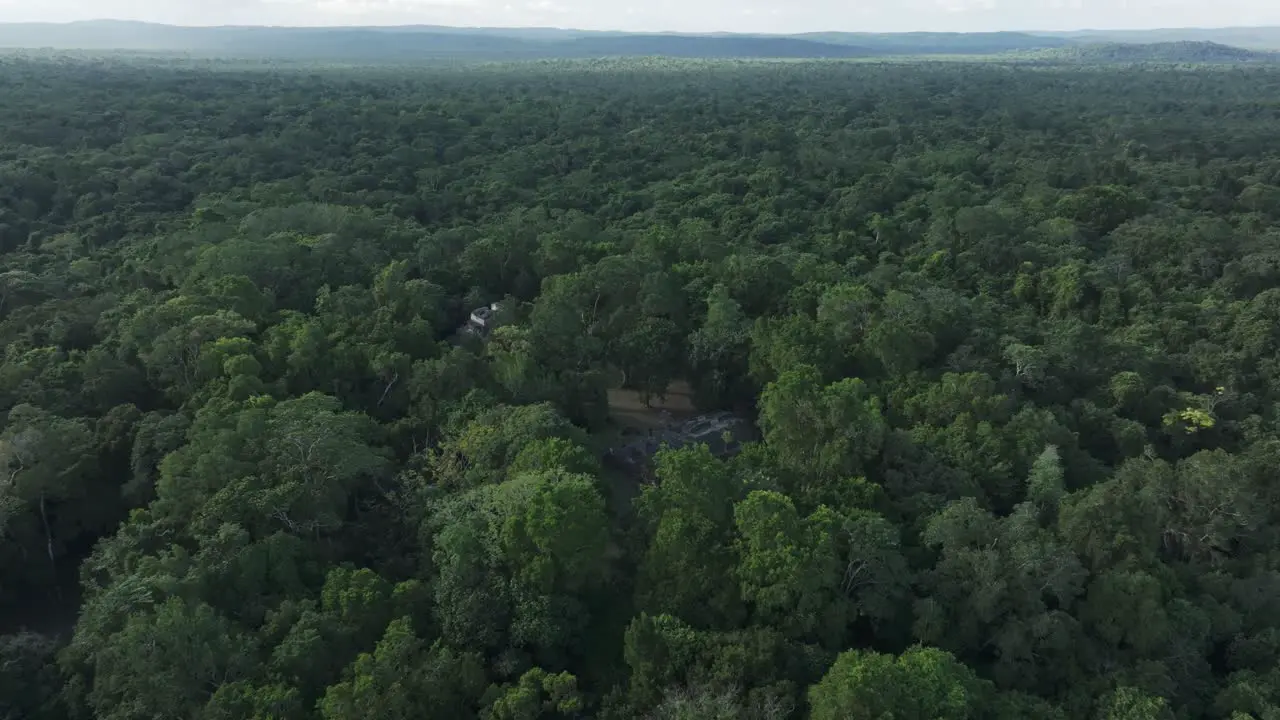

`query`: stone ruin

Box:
[605,410,754,479]
[458,302,503,339]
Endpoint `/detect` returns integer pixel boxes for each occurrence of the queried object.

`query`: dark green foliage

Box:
[4,54,1280,720]
[1038,41,1277,64]
[0,632,67,720]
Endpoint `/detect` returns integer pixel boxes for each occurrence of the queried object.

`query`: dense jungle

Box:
[4,55,1280,719]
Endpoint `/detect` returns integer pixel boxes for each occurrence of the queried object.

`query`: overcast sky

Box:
[0,0,1277,34]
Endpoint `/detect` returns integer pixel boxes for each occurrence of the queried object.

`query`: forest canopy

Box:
[3,55,1280,719]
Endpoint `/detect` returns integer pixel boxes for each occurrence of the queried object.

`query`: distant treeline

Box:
[0,20,1278,62]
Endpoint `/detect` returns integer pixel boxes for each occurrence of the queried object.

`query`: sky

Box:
[0,0,1277,34]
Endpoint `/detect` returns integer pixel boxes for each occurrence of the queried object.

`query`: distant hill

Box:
[0,22,534,58]
[793,31,1071,54]
[0,21,1066,60]
[1035,40,1277,64]
[0,23,1066,60]
[0,21,878,60]
[554,35,876,59]
[0,21,1278,63]
[1035,27,1280,51]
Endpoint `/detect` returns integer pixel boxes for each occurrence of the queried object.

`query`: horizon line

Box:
[3,18,1280,37]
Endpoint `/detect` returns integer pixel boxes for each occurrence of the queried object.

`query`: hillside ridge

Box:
[1038,39,1277,63]
[0,20,1277,60]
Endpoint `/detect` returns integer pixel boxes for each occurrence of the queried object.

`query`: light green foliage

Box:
[621,612,800,716]
[749,314,835,385]
[733,490,908,643]
[1098,687,1170,720]
[733,492,835,624]
[1164,407,1216,433]
[428,403,588,489]
[483,668,584,720]
[7,54,1280,720]
[155,392,390,539]
[816,282,877,351]
[509,436,602,478]
[1214,669,1280,719]
[204,681,304,720]
[320,617,487,720]
[1027,444,1066,514]
[635,445,743,629]
[690,283,753,406]
[1110,371,1147,408]
[428,469,611,657]
[897,372,1012,427]
[808,647,989,720]
[263,568,426,705]
[122,299,258,399]
[758,364,887,489]
[79,597,255,720]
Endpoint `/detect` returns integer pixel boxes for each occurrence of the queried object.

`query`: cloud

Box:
[524,0,568,14]
[934,0,999,13]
